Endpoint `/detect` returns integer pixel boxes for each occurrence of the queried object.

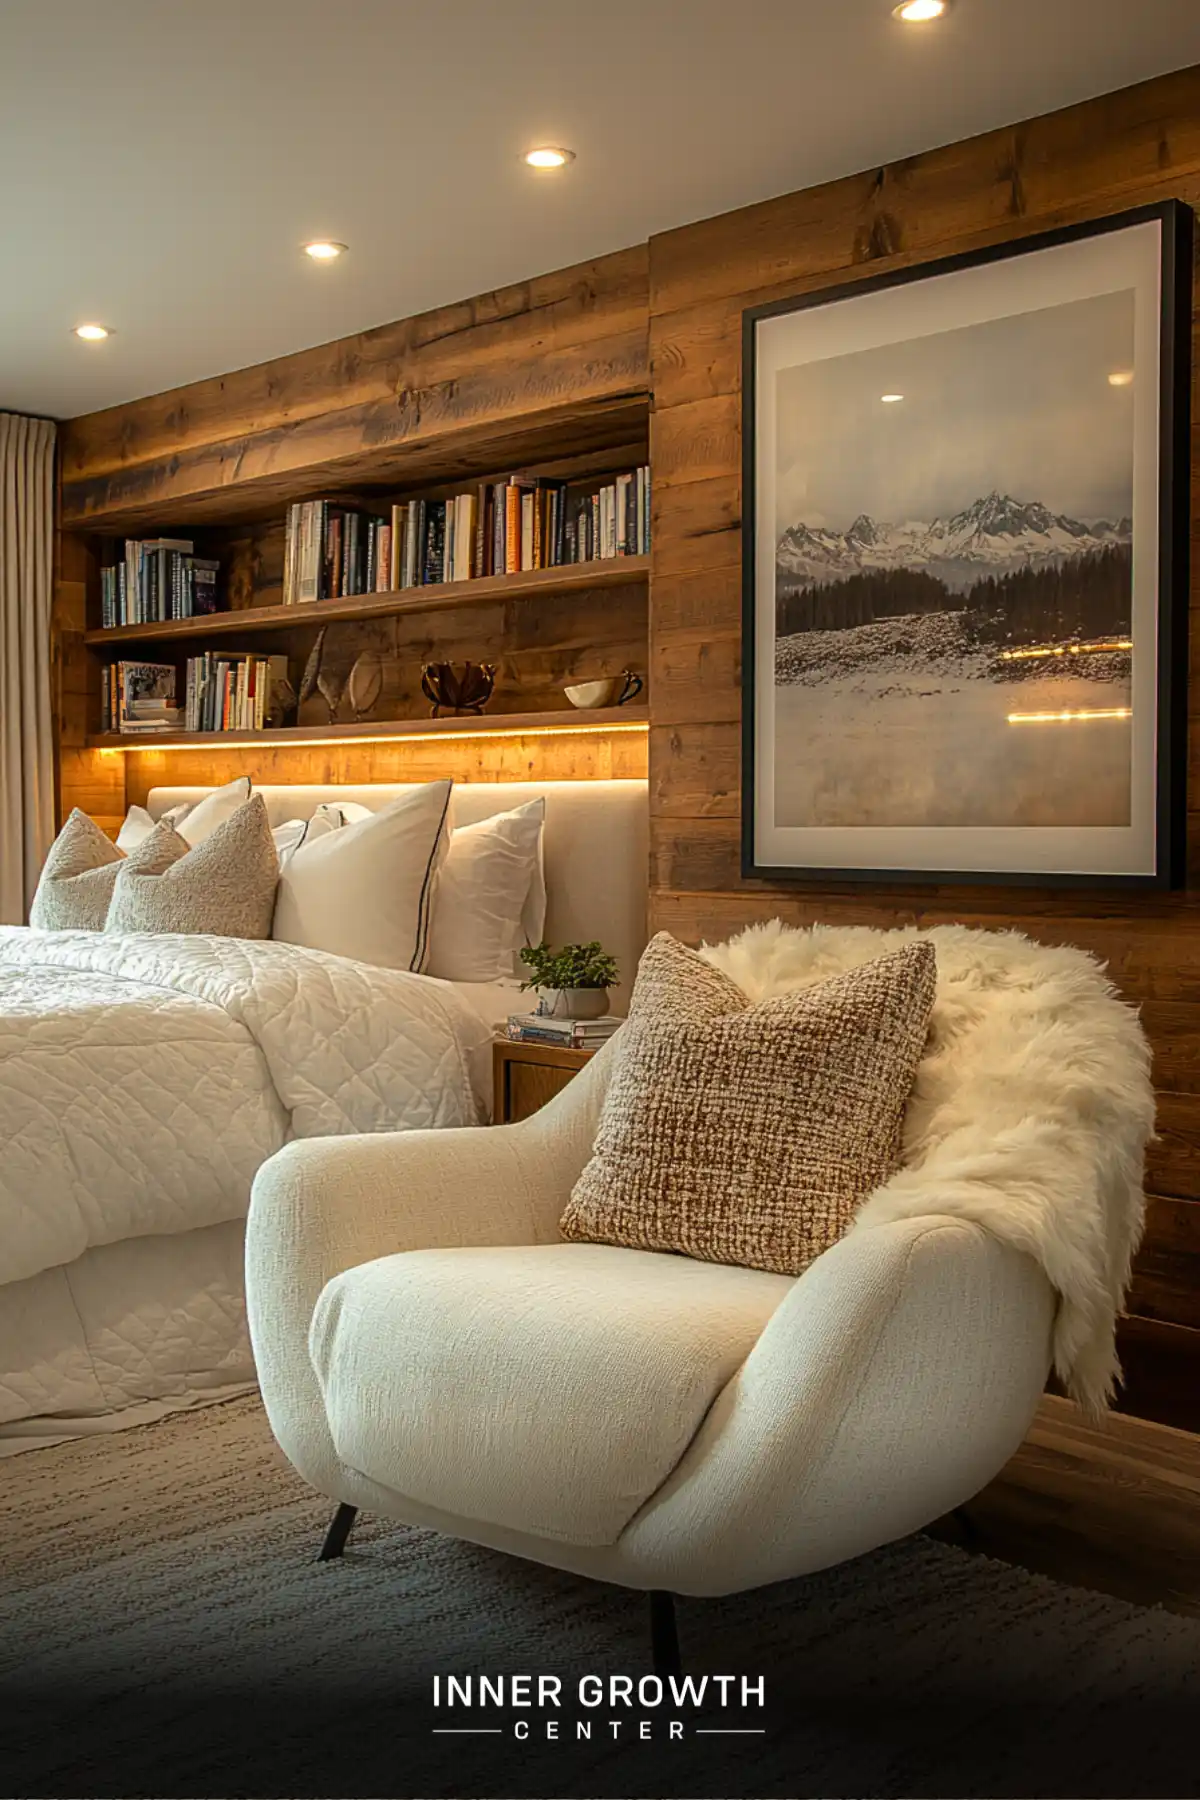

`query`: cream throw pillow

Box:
[270,814,340,867]
[426,799,545,982]
[174,775,253,846]
[271,780,452,971]
[106,795,279,939]
[30,810,125,930]
[561,931,937,1277]
[116,802,190,852]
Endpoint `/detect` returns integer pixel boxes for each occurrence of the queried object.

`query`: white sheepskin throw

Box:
[703,920,1154,1420]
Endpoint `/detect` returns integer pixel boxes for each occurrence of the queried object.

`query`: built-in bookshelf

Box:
[92,463,650,635]
[63,400,652,768]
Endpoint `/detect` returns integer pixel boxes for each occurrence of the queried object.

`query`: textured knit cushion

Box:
[308,1241,792,1547]
[30,809,180,930]
[106,794,279,939]
[561,931,937,1276]
[29,810,123,930]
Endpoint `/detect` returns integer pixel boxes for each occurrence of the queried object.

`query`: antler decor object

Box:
[421,661,496,717]
[297,628,327,713]
[346,652,384,722]
[298,626,363,724]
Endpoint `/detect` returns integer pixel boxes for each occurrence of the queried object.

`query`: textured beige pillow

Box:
[106,794,279,939]
[30,810,123,930]
[561,931,937,1277]
[29,809,182,930]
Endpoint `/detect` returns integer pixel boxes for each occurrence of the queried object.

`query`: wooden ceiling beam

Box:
[61,246,650,530]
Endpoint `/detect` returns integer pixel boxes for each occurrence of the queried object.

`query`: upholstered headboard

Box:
[146,779,649,1011]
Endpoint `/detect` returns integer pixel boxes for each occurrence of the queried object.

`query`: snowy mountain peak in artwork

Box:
[777,492,1131,591]
[951,491,1063,538]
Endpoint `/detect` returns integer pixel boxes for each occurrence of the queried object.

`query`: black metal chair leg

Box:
[649,1589,681,1677]
[318,1502,358,1562]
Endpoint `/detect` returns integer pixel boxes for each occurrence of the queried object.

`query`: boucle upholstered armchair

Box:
[246,923,1151,1666]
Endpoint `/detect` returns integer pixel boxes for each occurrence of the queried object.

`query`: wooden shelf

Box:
[86,705,649,752]
[83,556,649,647]
[63,392,651,532]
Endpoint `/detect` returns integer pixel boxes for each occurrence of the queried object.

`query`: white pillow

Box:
[121,791,336,866]
[176,776,253,846]
[314,800,372,829]
[426,799,546,983]
[116,801,189,851]
[272,812,341,867]
[271,781,452,971]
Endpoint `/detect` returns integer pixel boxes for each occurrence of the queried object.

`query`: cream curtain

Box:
[0,412,56,924]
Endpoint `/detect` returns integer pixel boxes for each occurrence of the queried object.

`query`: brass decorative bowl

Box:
[420,661,497,717]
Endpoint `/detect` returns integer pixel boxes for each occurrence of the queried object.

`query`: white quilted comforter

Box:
[0,928,484,1291]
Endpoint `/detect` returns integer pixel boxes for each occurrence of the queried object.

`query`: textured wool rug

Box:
[1,1396,1197,1800]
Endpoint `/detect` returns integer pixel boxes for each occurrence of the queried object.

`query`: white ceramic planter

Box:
[536,986,610,1021]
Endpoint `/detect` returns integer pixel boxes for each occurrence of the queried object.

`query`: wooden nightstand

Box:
[492,1038,593,1124]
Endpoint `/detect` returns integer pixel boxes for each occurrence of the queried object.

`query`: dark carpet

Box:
[1,1396,1197,1799]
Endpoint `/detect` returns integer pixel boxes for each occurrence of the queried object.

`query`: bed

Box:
[0,778,648,1451]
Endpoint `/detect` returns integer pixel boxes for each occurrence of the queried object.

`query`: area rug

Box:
[1,1396,1197,1800]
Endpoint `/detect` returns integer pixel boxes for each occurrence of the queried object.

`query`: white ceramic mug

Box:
[563,671,644,709]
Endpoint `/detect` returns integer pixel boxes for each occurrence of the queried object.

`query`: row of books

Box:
[283,504,386,605]
[281,467,650,605]
[101,540,220,628]
[182,651,289,733]
[504,1012,622,1049]
[102,653,288,734]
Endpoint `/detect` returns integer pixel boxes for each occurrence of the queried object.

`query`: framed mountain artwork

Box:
[742,201,1192,889]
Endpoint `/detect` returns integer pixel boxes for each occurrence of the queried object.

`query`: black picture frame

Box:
[741,199,1192,890]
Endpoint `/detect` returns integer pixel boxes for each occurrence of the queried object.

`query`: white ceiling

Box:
[3,0,1199,422]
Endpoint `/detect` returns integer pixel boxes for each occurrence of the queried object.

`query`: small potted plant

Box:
[519,940,619,1021]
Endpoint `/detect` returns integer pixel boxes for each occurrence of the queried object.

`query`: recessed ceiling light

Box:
[880,392,905,403]
[303,240,347,260]
[523,146,575,169]
[893,0,948,19]
[1108,369,1134,387]
[73,323,111,341]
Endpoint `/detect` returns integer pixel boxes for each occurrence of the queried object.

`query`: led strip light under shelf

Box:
[99,720,651,753]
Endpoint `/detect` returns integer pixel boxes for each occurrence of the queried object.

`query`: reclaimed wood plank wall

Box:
[645,65,1200,1427]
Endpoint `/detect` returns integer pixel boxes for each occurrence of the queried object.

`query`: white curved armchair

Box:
[246,1033,1055,1659]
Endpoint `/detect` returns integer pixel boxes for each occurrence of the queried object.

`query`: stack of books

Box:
[505,1012,623,1050]
[557,466,651,566]
[102,660,183,735]
[280,466,651,605]
[282,502,390,604]
[388,464,651,590]
[182,651,290,732]
[101,541,220,627]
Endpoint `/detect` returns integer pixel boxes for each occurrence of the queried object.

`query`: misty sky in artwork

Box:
[773,289,1136,535]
